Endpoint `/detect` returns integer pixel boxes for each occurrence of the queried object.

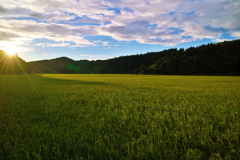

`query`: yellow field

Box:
[0,74,240,159]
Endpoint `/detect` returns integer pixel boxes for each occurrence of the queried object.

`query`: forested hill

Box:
[29,39,240,75]
[28,57,101,74]
[0,50,30,74]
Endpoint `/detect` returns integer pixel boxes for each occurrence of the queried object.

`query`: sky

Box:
[0,0,239,62]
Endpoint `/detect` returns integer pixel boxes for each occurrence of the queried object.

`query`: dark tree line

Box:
[96,39,240,75]
[1,39,240,75]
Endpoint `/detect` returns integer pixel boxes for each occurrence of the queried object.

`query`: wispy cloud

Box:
[100,41,118,46]
[213,39,230,43]
[35,43,70,47]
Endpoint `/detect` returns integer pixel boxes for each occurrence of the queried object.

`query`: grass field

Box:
[0,74,240,160]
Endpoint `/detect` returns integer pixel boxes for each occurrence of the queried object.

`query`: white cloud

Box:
[101,41,118,46]
[102,41,109,46]
[0,31,20,41]
[41,11,77,23]
[0,0,239,48]
[213,38,230,43]
[181,22,219,39]
[0,19,94,46]
[35,43,70,47]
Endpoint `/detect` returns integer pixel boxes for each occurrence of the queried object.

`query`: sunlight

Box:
[4,46,18,56]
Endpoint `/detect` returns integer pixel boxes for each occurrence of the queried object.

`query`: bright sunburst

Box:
[4,46,18,56]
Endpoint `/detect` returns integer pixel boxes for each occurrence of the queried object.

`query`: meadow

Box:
[0,74,239,160]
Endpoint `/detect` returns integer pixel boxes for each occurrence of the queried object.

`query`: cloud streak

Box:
[35,42,71,47]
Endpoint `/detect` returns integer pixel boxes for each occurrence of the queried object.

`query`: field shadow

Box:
[34,74,107,85]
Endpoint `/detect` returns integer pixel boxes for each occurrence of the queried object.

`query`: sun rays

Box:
[0,49,30,75]
[4,46,18,56]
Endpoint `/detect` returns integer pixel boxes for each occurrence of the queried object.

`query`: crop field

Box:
[0,74,240,160]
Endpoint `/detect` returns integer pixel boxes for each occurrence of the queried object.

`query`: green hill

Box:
[28,57,101,74]
[0,50,30,74]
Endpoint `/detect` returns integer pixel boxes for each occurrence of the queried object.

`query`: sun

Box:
[4,46,18,56]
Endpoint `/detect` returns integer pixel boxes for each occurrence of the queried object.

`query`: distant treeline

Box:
[96,39,240,75]
[1,39,240,75]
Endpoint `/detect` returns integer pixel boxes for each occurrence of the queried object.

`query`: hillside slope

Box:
[0,50,30,74]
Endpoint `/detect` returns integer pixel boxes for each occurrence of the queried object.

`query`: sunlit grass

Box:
[0,74,240,159]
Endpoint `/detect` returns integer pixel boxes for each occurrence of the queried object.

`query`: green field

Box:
[0,74,240,159]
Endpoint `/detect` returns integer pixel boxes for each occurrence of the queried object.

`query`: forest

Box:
[1,39,240,75]
[96,39,240,75]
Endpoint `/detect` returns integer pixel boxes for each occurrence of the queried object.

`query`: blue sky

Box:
[0,0,239,62]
